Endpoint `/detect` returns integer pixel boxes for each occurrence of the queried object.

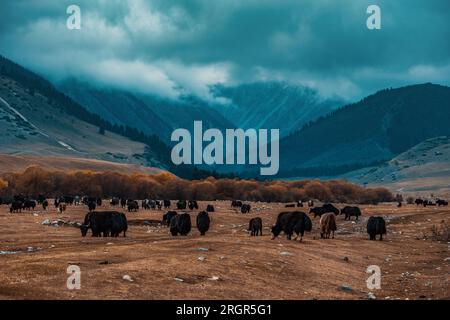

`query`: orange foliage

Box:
[0,166,393,204]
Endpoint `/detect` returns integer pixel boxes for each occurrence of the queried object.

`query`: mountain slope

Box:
[58,79,235,142]
[342,136,450,194]
[0,154,164,175]
[210,82,343,136]
[0,55,168,168]
[279,83,450,176]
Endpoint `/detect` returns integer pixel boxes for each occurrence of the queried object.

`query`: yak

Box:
[319,213,337,239]
[80,211,127,237]
[248,217,263,236]
[170,213,191,236]
[162,211,178,227]
[367,216,386,241]
[241,204,251,214]
[196,211,210,236]
[340,206,362,221]
[271,211,312,242]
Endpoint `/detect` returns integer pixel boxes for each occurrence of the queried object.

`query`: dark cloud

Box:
[0,0,449,100]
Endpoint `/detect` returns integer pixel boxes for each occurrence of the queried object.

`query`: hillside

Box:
[58,79,235,141]
[0,154,163,175]
[59,80,343,142]
[0,55,169,168]
[342,136,450,195]
[279,83,450,176]
[210,82,343,136]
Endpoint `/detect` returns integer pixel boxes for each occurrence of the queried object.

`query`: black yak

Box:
[177,200,187,210]
[196,211,210,236]
[170,213,191,236]
[241,204,251,214]
[367,216,386,241]
[340,206,362,221]
[162,211,178,227]
[248,217,263,236]
[271,211,312,242]
[80,211,127,237]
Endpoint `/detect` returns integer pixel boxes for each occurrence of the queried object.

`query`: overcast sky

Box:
[1,0,449,101]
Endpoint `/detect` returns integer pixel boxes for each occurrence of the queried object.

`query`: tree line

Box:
[0,166,394,204]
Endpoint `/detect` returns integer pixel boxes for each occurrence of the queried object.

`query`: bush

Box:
[0,166,393,204]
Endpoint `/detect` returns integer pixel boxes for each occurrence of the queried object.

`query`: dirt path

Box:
[0,201,448,300]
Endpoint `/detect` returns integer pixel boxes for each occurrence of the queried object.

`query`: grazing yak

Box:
[127,200,139,212]
[37,195,46,204]
[120,198,127,208]
[162,211,178,227]
[319,213,337,239]
[163,200,171,209]
[271,211,312,242]
[206,204,215,212]
[196,211,210,236]
[248,217,263,236]
[23,199,36,210]
[241,204,251,214]
[80,211,128,237]
[63,196,74,205]
[231,200,243,208]
[415,198,423,206]
[296,200,303,207]
[367,216,386,241]
[177,200,187,210]
[88,201,96,212]
[423,200,436,207]
[142,199,150,210]
[309,203,339,218]
[170,213,192,236]
[340,206,362,221]
[42,200,49,210]
[9,201,23,213]
[110,197,120,206]
[436,199,448,206]
[58,203,67,213]
[188,200,199,210]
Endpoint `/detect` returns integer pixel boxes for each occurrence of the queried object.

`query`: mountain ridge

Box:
[278,82,450,176]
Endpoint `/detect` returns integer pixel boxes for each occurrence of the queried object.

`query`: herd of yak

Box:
[1,195,448,242]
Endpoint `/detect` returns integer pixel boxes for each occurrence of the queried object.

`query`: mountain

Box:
[342,136,450,195]
[58,79,235,142]
[278,83,450,177]
[58,80,343,144]
[210,82,343,136]
[0,55,169,169]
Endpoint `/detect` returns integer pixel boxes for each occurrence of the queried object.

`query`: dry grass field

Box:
[0,201,449,300]
[0,154,163,175]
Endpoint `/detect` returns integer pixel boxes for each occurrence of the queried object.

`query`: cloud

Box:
[1,0,450,101]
